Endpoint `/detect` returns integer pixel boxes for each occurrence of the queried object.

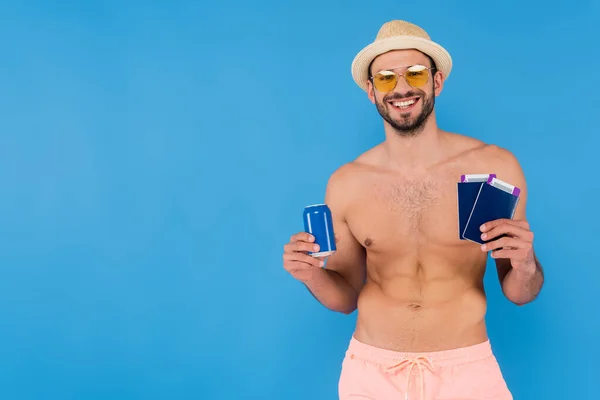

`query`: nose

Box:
[392,75,414,94]
[387,77,426,101]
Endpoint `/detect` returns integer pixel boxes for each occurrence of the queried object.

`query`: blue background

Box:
[1,1,598,399]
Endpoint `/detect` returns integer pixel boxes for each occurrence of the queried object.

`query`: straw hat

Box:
[351,20,453,92]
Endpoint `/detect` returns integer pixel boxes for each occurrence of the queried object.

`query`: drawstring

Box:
[386,356,435,400]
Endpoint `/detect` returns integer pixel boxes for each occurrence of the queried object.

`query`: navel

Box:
[407,303,423,311]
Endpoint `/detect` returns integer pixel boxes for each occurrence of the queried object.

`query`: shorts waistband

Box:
[346,335,494,368]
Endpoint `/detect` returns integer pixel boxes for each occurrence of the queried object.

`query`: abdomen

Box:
[353,257,489,352]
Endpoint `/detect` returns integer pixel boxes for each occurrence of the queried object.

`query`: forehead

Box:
[371,49,431,72]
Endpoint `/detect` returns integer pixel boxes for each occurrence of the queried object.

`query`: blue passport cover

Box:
[462,179,521,245]
[457,174,495,240]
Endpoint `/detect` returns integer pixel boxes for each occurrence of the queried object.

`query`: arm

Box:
[496,252,544,306]
[482,148,544,306]
[302,168,367,314]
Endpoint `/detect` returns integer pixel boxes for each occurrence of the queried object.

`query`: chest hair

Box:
[380,179,441,228]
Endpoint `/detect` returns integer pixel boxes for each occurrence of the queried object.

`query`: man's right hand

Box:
[283,230,358,313]
[283,232,328,283]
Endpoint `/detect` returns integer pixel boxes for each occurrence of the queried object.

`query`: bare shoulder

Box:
[467,142,529,216]
[324,145,383,212]
[444,131,524,178]
[443,131,527,193]
[327,145,384,185]
[443,130,488,156]
[478,144,526,185]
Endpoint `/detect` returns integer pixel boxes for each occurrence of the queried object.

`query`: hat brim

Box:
[351,35,452,92]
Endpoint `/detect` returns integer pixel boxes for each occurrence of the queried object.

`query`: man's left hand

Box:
[479,219,536,273]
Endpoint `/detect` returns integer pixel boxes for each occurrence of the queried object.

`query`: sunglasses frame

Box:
[369,64,436,92]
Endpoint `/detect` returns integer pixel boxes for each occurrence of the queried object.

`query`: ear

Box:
[433,70,444,96]
[367,80,376,104]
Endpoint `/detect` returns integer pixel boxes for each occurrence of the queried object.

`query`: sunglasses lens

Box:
[373,66,430,91]
[373,71,397,92]
[405,65,429,87]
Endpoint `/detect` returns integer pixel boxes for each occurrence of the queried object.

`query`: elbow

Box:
[504,292,539,306]
[330,297,358,315]
[501,275,544,307]
[511,299,529,307]
[339,305,357,315]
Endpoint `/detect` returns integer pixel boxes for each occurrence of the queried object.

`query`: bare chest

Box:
[346,175,461,252]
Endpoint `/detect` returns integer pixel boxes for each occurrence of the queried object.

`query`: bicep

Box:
[494,148,529,279]
[505,150,528,221]
[321,170,367,294]
[495,258,512,284]
[324,215,366,294]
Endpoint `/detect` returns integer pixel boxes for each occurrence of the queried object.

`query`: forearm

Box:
[502,260,544,306]
[303,267,359,314]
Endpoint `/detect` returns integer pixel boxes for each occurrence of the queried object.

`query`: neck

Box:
[382,113,445,170]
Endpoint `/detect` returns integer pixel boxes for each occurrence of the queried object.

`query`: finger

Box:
[482,236,528,252]
[481,223,533,242]
[489,248,514,259]
[481,219,529,233]
[285,241,321,254]
[290,232,315,243]
[490,248,530,260]
[283,252,323,268]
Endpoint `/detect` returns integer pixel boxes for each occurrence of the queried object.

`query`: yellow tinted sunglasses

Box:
[370,64,434,93]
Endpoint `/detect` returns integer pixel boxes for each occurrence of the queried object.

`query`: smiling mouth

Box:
[388,97,420,111]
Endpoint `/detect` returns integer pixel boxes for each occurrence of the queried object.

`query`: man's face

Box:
[367,50,443,137]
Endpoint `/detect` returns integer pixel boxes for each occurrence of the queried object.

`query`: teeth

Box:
[392,99,416,108]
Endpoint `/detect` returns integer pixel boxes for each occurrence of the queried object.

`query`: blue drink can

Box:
[303,204,336,258]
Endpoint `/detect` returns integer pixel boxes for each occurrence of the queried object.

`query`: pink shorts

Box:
[338,336,512,400]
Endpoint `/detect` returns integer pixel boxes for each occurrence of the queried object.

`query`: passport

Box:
[457,174,496,240]
[460,175,521,245]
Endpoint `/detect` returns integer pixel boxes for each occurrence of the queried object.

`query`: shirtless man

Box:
[282,20,544,399]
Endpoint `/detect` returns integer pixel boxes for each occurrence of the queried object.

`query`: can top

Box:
[305,203,326,208]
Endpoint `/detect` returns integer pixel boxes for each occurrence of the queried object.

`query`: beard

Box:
[375,89,435,138]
